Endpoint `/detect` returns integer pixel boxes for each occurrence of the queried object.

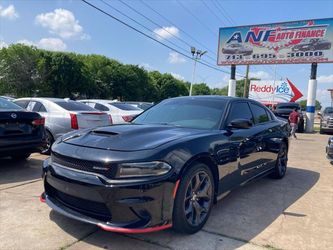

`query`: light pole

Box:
[190,47,207,96]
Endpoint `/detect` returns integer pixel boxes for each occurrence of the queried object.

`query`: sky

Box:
[0,0,332,107]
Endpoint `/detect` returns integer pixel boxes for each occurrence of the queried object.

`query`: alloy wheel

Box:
[184,171,212,227]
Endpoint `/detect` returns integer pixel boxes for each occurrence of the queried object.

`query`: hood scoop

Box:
[91,129,119,136]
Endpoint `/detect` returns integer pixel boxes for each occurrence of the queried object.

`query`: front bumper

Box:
[42,162,176,233]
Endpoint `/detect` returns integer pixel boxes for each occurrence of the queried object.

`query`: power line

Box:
[140,0,216,56]
[176,0,217,38]
[117,0,218,64]
[213,0,237,26]
[101,0,225,72]
[81,0,242,76]
[200,0,226,25]
[100,0,192,57]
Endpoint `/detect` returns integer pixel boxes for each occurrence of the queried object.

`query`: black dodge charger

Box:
[0,98,45,159]
[41,96,289,234]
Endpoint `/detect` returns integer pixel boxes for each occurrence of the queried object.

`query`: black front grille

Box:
[46,182,112,221]
[51,152,117,179]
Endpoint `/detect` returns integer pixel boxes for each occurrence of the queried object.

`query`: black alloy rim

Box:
[184,171,212,226]
[278,145,288,176]
[41,132,51,153]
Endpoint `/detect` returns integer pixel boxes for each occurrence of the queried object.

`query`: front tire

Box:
[173,163,214,234]
[270,143,288,179]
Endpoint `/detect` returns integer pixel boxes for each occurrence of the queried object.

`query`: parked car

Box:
[0,98,45,159]
[222,43,253,55]
[40,96,289,234]
[273,102,304,133]
[326,137,333,164]
[0,96,15,102]
[319,107,333,134]
[292,38,331,52]
[79,99,143,124]
[123,101,154,110]
[14,98,111,154]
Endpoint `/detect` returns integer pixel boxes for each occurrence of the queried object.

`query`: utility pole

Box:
[189,47,207,96]
[243,65,250,98]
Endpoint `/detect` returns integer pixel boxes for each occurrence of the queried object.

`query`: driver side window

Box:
[226,102,253,127]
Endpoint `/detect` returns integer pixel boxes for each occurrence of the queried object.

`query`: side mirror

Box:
[228,119,253,129]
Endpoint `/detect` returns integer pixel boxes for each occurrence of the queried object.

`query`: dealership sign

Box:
[249,79,303,104]
[217,18,333,65]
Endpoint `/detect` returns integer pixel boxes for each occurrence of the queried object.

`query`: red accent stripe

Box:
[172,180,180,199]
[97,223,172,233]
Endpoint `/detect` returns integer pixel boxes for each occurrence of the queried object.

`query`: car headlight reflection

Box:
[117,161,172,178]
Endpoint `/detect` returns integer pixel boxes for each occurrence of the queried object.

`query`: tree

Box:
[298,99,322,110]
[0,44,40,97]
[192,83,211,95]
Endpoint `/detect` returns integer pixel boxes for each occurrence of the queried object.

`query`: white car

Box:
[79,99,143,124]
[14,98,111,154]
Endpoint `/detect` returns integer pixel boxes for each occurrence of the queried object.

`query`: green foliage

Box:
[0,44,232,101]
[298,99,322,110]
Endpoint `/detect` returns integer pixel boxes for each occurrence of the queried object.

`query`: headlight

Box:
[116,161,172,178]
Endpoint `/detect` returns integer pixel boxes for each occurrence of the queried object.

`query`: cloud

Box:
[17,38,67,51]
[0,40,8,49]
[317,74,333,84]
[316,88,331,108]
[168,52,186,64]
[171,72,185,81]
[139,63,154,71]
[0,4,19,20]
[154,26,179,40]
[249,71,271,80]
[35,9,89,39]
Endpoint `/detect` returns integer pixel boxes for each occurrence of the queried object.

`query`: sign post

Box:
[228,65,236,97]
[305,63,318,132]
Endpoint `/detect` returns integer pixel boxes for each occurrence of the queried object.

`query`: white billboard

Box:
[218,18,333,65]
[249,79,303,104]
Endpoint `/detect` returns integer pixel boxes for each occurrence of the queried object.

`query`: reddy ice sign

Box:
[217,18,333,65]
[249,79,303,104]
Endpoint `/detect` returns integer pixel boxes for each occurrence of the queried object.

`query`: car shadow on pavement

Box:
[49,166,319,250]
[0,156,45,188]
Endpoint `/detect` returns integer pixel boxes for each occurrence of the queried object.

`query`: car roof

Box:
[15,97,76,103]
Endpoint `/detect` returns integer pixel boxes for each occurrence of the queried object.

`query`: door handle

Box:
[268,128,273,133]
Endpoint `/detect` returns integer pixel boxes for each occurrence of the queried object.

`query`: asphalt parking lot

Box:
[0,133,332,250]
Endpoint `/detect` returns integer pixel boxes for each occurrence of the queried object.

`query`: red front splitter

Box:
[97,223,172,234]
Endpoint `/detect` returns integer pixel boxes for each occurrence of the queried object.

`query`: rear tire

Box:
[270,143,288,179]
[11,153,31,161]
[41,130,54,155]
[172,163,214,234]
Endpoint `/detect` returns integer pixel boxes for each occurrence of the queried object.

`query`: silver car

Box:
[14,98,111,154]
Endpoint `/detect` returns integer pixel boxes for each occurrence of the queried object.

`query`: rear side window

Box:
[14,100,29,108]
[55,101,96,111]
[95,103,109,111]
[226,102,253,125]
[250,104,270,124]
[110,103,141,111]
[32,102,47,112]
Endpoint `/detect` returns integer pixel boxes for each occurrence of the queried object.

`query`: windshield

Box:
[55,101,96,111]
[324,107,333,114]
[110,103,142,111]
[133,98,227,130]
[0,98,23,110]
[276,105,299,110]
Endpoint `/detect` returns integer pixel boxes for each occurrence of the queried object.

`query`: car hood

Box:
[61,124,207,152]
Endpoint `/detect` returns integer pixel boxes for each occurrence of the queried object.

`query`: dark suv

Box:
[273,102,304,133]
[319,107,333,134]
